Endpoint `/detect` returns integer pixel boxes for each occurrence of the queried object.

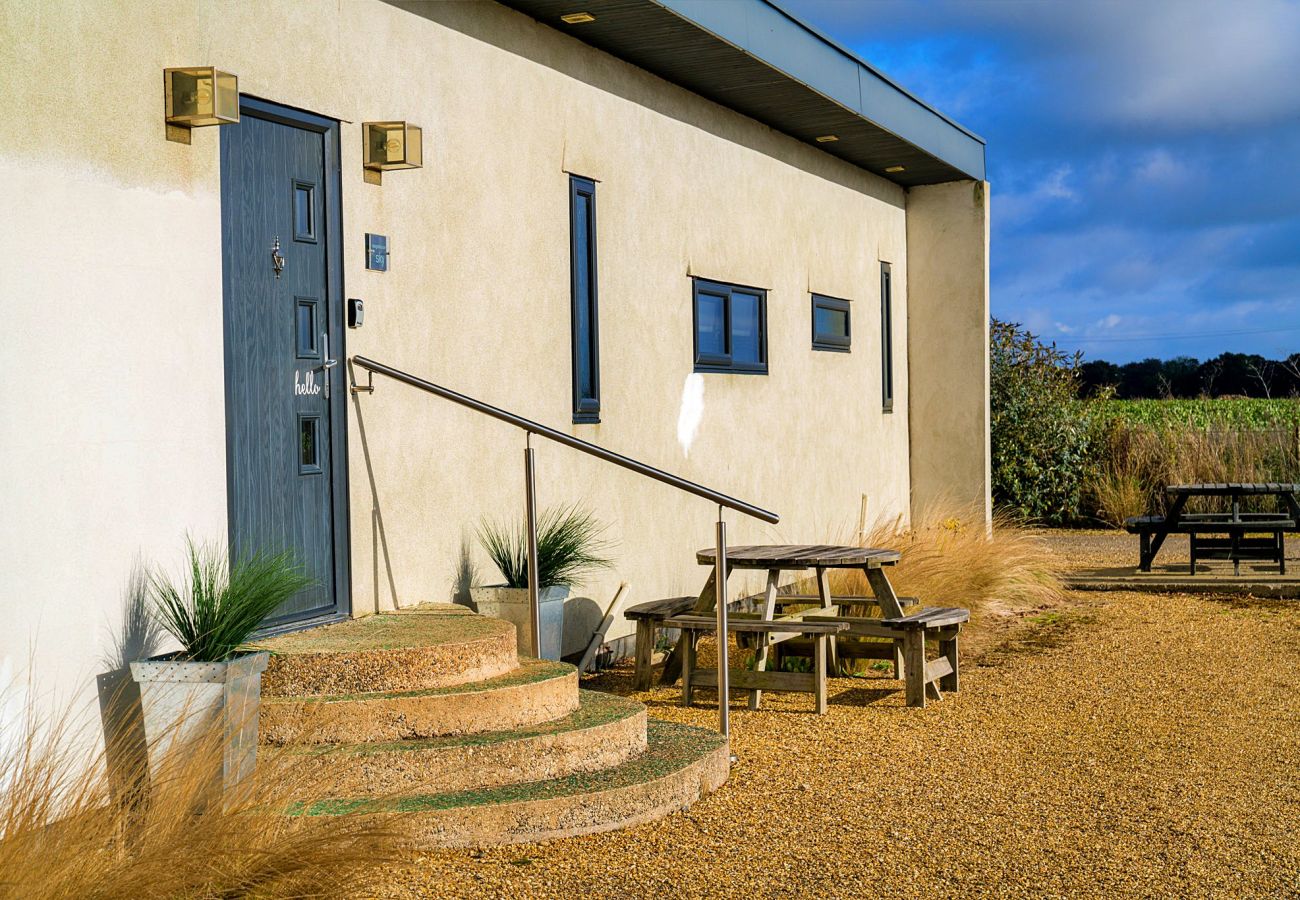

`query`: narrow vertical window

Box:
[569,176,600,423]
[880,262,894,411]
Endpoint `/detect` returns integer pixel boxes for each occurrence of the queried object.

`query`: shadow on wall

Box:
[382,0,902,207]
[350,361,401,613]
[96,555,164,812]
[452,534,478,610]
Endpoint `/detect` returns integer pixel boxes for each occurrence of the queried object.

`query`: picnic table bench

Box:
[1127,483,1300,575]
[665,615,848,714]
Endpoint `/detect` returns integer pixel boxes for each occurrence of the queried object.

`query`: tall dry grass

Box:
[0,687,399,900]
[828,505,1067,619]
[1088,423,1300,526]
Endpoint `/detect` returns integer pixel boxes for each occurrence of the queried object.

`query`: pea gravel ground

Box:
[375,535,1300,899]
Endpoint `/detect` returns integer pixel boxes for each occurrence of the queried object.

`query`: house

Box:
[1,0,989,721]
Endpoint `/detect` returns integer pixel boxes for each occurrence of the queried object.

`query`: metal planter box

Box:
[129,651,269,799]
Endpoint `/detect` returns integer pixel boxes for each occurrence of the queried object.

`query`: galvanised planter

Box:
[129,651,268,800]
[469,585,567,660]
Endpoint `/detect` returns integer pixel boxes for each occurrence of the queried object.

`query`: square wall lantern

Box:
[164,67,238,143]
[363,121,422,184]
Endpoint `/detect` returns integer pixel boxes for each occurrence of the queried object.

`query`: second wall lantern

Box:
[362,121,422,185]
[164,67,239,144]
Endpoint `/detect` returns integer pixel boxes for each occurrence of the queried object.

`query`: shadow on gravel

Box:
[973,609,1101,668]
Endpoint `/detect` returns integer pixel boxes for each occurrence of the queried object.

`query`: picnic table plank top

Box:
[696,544,900,568]
[1168,483,1300,495]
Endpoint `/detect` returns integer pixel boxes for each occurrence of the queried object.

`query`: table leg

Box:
[748,569,780,711]
[815,567,840,674]
[1145,492,1186,571]
[940,631,959,693]
[863,567,905,618]
[1280,531,1287,575]
[661,566,730,685]
[681,629,696,707]
[902,629,927,708]
[633,621,655,692]
[813,634,828,714]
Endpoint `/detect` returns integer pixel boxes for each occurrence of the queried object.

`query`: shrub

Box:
[149,540,313,662]
[478,503,614,589]
[990,319,1107,524]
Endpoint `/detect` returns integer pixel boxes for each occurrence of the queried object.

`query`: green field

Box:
[1101,397,1300,430]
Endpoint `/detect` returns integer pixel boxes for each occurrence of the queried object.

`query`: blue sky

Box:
[782,0,1300,364]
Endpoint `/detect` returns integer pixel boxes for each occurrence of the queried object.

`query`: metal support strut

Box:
[715,507,730,739]
[524,435,542,658]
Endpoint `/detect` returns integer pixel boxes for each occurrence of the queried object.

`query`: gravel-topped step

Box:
[295,720,729,847]
[261,657,578,744]
[256,603,517,698]
[280,690,648,795]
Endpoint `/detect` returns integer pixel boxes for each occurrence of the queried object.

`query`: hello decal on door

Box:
[294,369,323,396]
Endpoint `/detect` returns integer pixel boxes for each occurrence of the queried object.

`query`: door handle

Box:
[320,331,337,398]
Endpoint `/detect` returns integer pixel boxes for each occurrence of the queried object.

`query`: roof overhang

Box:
[495,0,986,187]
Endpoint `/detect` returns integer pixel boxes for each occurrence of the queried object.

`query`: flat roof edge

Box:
[654,0,986,181]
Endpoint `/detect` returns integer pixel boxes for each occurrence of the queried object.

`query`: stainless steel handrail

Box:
[351,355,779,740]
[352,356,779,525]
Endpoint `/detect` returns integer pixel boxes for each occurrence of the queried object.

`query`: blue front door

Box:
[219,97,349,626]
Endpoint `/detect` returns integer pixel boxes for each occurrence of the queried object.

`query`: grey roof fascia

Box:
[654,0,986,181]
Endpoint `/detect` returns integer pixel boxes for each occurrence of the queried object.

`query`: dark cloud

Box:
[782,0,1300,362]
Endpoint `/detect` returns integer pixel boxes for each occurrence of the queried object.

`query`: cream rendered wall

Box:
[1,0,918,718]
[905,180,992,523]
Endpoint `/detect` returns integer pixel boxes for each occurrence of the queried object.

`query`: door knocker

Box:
[271,237,286,279]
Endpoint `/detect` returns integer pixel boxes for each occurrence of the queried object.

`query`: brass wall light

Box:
[362,121,423,185]
[164,67,239,144]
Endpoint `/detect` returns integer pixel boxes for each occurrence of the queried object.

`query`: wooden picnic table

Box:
[678,545,904,709]
[1135,483,1300,574]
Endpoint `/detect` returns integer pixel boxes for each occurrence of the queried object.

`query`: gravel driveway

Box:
[379,536,1300,899]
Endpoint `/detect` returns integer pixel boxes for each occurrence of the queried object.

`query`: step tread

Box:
[264,657,573,705]
[299,720,725,816]
[256,603,508,655]
[294,690,642,756]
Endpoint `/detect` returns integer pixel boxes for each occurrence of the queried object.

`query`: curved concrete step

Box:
[295,720,729,848]
[258,604,517,698]
[261,658,578,744]
[281,690,648,795]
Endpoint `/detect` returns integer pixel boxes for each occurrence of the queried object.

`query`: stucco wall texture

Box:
[0,0,987,719]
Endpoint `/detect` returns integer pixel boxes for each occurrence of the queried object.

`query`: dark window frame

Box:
[568,175,600,423]
[811,294,851,352]
[880,262,894,412]
[692,277,769,375]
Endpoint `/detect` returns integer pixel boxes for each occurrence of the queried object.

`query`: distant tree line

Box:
[1079,353,1300,399]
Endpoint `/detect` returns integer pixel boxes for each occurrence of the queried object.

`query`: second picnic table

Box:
[1130,482,1300,574]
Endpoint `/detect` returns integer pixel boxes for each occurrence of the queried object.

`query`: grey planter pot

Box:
[469,585,568,660]
[129,651,268,800]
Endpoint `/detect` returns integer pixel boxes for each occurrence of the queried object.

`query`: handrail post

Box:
[715,507,729,739]
[524,435,542,658]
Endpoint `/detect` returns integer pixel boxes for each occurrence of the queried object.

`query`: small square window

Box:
[298,415,322,474]
[812,295,851,352]
[295,298,319,359]
[692,278,767,374]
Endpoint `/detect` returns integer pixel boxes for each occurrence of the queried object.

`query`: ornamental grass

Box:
[830,504,1067,619]
[0,686,398,899]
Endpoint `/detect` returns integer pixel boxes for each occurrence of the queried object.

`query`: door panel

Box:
[220,99,348,624]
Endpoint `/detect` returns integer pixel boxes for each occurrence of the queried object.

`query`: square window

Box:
[812,295,851,351]
[692,279,767,374]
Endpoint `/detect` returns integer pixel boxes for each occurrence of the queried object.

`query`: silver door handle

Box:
[321,332,337,399]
